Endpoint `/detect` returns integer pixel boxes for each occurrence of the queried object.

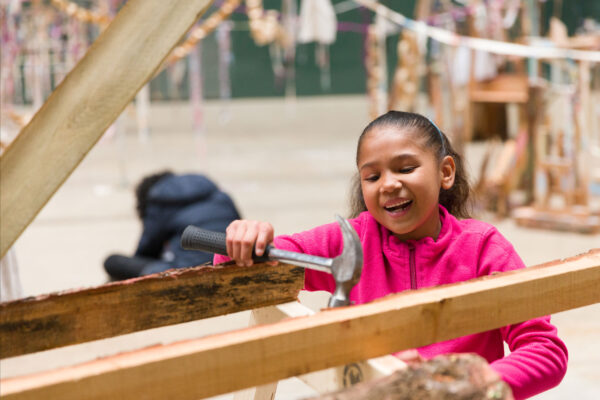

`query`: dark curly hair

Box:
[350,111,472,219]
[135,170,174,219]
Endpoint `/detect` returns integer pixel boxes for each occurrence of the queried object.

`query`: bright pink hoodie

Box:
[214,206,567,399]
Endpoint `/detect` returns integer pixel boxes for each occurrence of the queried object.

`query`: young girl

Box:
[214,111,567,399]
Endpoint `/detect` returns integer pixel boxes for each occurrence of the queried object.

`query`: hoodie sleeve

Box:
[477,228,568,399]
[491,318,568,400]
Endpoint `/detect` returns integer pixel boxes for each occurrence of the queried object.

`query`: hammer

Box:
[181,215,363,307]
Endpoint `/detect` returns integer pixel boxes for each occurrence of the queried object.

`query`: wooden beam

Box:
[2,250,598,400]
[0,0,214,258]
[0,263,303,359]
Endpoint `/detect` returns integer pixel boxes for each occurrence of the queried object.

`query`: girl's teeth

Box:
[386,200,412,211]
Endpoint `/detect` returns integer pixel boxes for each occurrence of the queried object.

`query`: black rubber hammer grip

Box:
[181,225,271,262]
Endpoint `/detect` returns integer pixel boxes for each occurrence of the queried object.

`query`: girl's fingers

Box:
[395,349,423,365]
[240,223,260,266]
[229,221,248,266]
[225,220,275,267]
[255,222,274,257]
[225,221,238,260]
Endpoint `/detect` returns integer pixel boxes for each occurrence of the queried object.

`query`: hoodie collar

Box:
[382,205,453,255]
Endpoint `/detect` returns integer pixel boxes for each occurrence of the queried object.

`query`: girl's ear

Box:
[440,155,456,190]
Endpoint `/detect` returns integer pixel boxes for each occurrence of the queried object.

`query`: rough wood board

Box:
[309,353,513,400]
[0,0,213,258]
[2,250,599,400]
[0,263,303,359]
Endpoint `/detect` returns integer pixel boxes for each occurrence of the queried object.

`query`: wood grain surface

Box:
[0,262,303,358]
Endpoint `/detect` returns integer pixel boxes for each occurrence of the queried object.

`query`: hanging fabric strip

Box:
[297,0,336,92]
[135,84,150,143]
[282,0,297,102]
[216,21,233,123]
[316,43,331,92]
[188,42,204,141]
[298,0,337,45]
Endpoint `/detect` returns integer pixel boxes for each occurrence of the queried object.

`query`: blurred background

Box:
[1,0,599,398]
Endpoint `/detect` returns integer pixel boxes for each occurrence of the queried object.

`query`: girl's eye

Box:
[364,175,379,182]
[399,166,416,174]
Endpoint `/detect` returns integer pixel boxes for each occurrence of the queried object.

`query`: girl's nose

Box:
[380,172,401,192]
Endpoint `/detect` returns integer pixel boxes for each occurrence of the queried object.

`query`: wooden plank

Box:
[0,0,214,258]
[0,263,303,359]
[2,249,598,400]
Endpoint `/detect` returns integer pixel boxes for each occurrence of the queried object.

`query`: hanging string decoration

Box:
[365,24,382,120]
[49,0,111,27]
[50,0,242,69]
[165,0,242,66]
[216,21,233,122]
[355,0,600,62]
[388,30,421,112]
[245,0,289,47]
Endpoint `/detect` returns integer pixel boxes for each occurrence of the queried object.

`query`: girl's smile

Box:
[357,126,455,241]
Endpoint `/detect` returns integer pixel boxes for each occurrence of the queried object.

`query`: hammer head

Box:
[328,214,363,307]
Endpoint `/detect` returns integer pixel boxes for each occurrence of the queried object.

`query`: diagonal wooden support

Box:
[0,262,303,359]
[0,0,214,258]
[2,250,598,400]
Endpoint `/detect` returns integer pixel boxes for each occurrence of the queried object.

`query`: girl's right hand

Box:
[225,220,275,267]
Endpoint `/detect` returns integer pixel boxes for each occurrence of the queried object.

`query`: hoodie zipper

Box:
[408,243,417,289]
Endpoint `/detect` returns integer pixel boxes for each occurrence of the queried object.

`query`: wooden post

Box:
[0,0,214,258]
[524,84,543,204]
[2,250,598,400]
[0,262,303,359]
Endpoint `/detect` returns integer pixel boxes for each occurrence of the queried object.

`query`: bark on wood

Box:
[0,262,303,359]
[310,353,513,400]
[0,0,213,258]
[1,250,597,400]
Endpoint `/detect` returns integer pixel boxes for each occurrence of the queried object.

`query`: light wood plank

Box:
[0,0,214,258]
[0,263,303,359]
[2,249,598,400]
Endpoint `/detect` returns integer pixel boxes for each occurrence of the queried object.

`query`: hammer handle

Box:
[181,225,271,263]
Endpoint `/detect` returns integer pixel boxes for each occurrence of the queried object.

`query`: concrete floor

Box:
[1,96,599,398]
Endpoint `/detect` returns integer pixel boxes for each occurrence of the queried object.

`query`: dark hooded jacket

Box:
[134,174,240,272]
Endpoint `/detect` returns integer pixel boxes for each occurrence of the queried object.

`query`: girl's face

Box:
[357,126,455,241]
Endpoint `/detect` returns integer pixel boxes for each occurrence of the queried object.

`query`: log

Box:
[0,0,214,258]
[310,353,513,400]
[1,249,598,400]
[0,263,303,359]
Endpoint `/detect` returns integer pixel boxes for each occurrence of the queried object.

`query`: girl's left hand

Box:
[395,349,423,365]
